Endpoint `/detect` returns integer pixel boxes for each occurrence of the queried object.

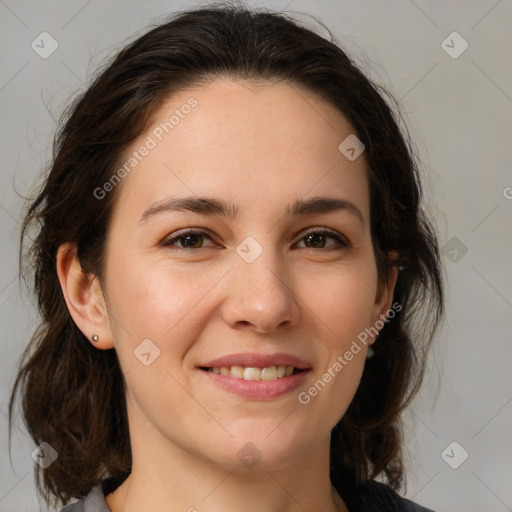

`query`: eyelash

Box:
[161,228,350,251]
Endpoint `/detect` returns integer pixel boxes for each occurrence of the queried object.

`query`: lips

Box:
[197,353,312,398]
[199,352,311,370]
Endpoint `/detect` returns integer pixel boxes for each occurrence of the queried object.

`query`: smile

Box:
[198,366,310,399]
[197,352,312,399]
[201,365,302,381]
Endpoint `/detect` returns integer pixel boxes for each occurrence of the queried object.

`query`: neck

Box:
[107,470,347,512]
[105,430,348,512]
[105,391,349,512]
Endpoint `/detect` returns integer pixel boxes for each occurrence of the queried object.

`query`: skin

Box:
[57,78,398,512]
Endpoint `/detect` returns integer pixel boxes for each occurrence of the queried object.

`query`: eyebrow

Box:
[139,195,365,227]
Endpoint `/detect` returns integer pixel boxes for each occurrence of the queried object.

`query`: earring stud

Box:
[92,334,99,342]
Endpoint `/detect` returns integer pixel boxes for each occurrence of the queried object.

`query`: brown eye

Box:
[177,233,204,248]
[163,230,217,250]
[296,229,350,250]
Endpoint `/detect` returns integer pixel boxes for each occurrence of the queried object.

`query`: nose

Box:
[220,247,301,334]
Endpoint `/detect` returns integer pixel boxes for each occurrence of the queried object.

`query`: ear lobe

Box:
[56,243,114,350]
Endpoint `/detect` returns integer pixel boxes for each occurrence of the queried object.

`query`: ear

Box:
[56,243,114,350]
[370,251,399,338]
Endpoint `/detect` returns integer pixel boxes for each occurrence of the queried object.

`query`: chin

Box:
[202,431,313,474]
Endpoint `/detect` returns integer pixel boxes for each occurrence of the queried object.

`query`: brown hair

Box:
[9,3,444,509]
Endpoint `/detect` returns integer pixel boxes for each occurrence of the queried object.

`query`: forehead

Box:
[111,78,370,223]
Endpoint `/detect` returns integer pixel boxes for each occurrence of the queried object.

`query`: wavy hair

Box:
[9,3,444,509]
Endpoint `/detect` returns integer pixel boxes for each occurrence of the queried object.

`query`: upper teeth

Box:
[208,365,295,380]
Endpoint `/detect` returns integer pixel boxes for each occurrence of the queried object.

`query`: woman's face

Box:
[100,78,397,473]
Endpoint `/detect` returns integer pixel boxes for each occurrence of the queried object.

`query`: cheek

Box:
[105,264,214,424]
[104,253,214,360]
[294,257,377,411]
[295,335,367,441]
[297,258,378,343]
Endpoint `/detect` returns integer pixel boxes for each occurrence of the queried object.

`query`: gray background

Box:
[1,0,511,511]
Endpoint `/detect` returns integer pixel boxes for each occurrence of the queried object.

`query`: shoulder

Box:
[59,483,111,512]
[355,479,436,512]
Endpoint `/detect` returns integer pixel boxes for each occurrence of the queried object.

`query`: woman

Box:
[8,4,444,512]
